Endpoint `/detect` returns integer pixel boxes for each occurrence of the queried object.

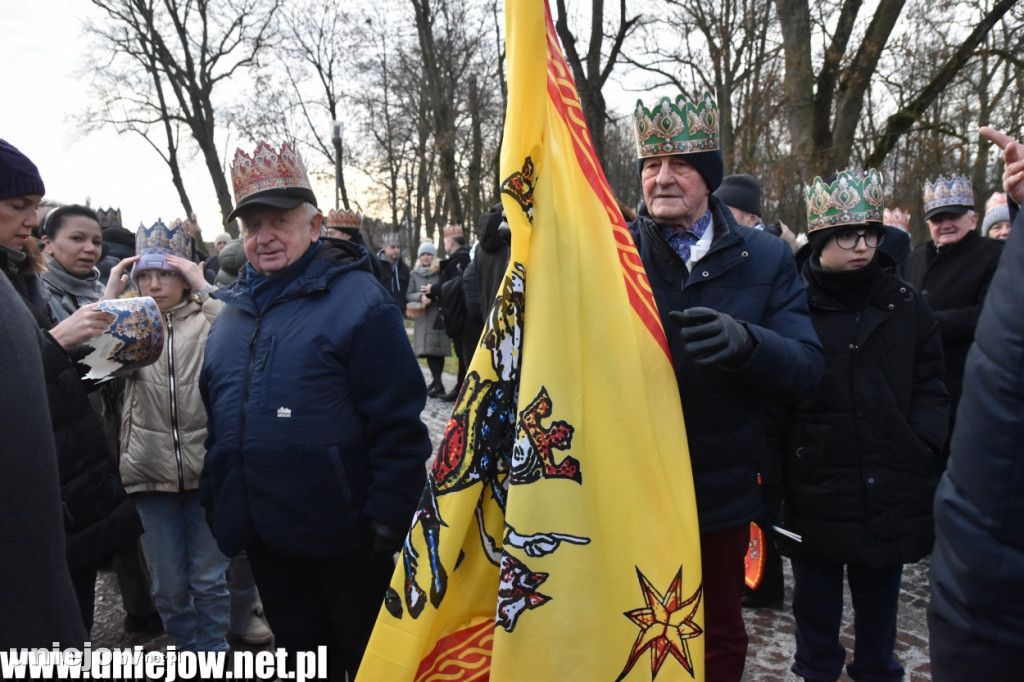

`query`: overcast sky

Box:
[2,0,224,239]
[2,0,656,243]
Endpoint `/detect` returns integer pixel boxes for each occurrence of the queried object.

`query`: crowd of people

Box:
[0,85,1020,682]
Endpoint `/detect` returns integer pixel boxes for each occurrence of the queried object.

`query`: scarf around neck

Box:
[41,256,103,305]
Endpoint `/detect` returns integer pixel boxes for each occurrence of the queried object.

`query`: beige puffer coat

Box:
[119,292,223,494]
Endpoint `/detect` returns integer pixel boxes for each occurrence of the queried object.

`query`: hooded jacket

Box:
[782,249,948,566]
[199,240,431,558]
[120,293,223,494]
[629,195,824,532]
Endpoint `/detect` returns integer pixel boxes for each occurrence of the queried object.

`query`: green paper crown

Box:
[633,92,720,158]
[805,169,885,232]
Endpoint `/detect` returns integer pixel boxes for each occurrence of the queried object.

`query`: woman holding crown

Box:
[781,169,949,682]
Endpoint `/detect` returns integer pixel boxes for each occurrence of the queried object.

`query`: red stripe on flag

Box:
[415,619,495,682]
[541,4,670,359]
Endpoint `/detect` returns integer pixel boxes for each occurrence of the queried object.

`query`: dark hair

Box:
[43,204,100,240]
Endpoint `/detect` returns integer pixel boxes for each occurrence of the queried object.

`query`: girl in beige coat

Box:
[106,223,229,652]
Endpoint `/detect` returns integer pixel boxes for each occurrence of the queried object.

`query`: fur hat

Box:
[0,139,45,201]
[714,174,761,217]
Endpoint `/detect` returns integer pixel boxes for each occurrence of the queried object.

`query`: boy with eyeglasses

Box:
[780,169,949,682]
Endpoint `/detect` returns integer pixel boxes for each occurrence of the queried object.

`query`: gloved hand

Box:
[669,307,753,368]
[370,521,406,565]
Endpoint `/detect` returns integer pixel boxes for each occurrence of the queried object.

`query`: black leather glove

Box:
[669,307,753,368]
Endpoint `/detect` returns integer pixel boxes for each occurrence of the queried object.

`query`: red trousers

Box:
[701,526,750,681]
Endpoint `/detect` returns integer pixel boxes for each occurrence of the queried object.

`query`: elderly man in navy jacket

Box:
[199,142,431,682]
[629,93,824,681]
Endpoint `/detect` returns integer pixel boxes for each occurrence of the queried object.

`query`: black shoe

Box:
[124,612,164,633]
[427,382,445,398]
[442,386,460,402]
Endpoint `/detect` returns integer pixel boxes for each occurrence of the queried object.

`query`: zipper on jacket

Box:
[166,314,186,491]
[238,317,262,453]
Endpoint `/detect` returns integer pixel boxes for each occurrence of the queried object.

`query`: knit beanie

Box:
[981,192,1010,237]
[636,149,724,193]
[713,174,761,216]
[418,241,437,258]
[0,140,45,201]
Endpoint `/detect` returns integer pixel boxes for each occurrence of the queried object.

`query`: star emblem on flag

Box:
[616,567,703,680]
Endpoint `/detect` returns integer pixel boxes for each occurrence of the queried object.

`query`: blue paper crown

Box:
[922,175,974,214]
[135,218,192,259]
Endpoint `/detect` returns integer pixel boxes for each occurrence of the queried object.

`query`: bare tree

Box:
[554,0,640,170]
[82,0,281,232]
[776,0,1017,179]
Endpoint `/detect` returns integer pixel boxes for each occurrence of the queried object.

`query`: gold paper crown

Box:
[883,207,911,231]
[985,191,1008,214]
[805,169,885,232]
[922,175,973,214]
[230,141,312,205]
[633,92,720,158]
[96,207,123,229]
[443,224,463,237]
[326,208,362,229]
[135,218,193,258]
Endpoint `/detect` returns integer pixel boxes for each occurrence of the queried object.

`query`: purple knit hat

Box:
[0,139,45,201]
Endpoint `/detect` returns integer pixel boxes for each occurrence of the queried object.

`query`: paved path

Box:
[91,366,934,680]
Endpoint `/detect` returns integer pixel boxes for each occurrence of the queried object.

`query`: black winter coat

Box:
[0,253,140,576]
[39,333,141,573]
[0,275,87,648]
[929,204,1024,648]
[783,250,949,567]
[630,196,824,532]
[904,230,1003,409]
[377,252,411,309]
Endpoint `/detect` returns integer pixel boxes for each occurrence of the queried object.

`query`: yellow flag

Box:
[357,0,704,679]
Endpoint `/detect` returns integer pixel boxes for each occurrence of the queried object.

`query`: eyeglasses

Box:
[835,230,884,250]
[135,270,179,284]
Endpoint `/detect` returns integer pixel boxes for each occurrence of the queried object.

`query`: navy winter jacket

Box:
[199,240,431,558]
[630,196,824,532]
[929,205,1024,647]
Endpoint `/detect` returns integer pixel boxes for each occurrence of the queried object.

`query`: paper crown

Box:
[443,224,463,237]
[922,175,974,215]
[135,218,193,259]
[382,232,400,246]
[883,207,911,231]
[230,141,313,206]
[985,191,1008,214]
[633,92,720,158]
[805,169,885,232]
[326,208,362,229]
[96,207,123,229]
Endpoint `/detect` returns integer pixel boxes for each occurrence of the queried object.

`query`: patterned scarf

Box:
[661,209,712,264]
